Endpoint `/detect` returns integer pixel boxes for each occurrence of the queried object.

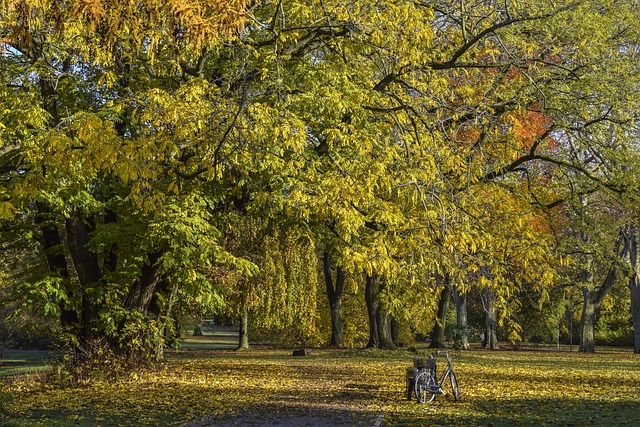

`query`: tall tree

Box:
[0,0,250,360]
[323,251,346,347]
[622,225,640,353]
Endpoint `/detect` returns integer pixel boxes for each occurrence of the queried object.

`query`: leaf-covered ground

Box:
[2,345,640,426]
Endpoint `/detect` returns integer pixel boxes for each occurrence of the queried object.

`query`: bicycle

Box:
[412,350,460,403]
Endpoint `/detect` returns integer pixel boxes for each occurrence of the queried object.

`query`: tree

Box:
[455,291,471,350]
[3,0,640,364]
[0,0,250,362]
[429,276,452,349]
[322,251,346,347]
[629,228,640,353]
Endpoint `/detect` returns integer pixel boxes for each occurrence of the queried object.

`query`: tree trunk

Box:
[631,277,640,354]
[623,224,640,354]
[484,288,498,350]
[364,272,396,350]
[124,252,163,314]
[455,291,470,350]
[323,252,345,347]
[579,290,598,353]
[391,318,400,348]
[579,268,621,352]
[365,273,380,348]
[429,280,451,349]
[578,228,629,353]
[65,210,103,342]
[237,308,250,351]
[376,306,396,349]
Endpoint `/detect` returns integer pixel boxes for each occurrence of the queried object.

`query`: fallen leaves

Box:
[2,348,640,426]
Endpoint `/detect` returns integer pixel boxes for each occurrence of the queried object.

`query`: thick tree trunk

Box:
[455,291,470,350]
[579,290,598,353]
[429,280,451,349]
[376,307,396,349]
[237,308,250,351]
[579,269,621,353]
[365,273,380,348]
[323,252,345,347]
[623,225,640,354]
[631,278,640,354]
[578,228,629,353]
[484,288,498,350]
[391,318,400,348]
[579,263,622,353]
[124,252,163,314]
[65,211,103,342]
[364,272,396,349]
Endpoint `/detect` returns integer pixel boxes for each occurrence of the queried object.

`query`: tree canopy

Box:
[1,0,640,360]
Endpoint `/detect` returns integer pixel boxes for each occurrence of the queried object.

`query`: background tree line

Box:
[1,0,640,371]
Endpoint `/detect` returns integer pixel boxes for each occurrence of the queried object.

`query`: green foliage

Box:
[2,0,640,363]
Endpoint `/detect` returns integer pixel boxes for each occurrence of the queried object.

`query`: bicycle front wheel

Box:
[414,370,436,403]
[449,370,460,402]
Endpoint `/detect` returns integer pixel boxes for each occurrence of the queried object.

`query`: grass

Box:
[0,350,57,378]
[1,341,639,426]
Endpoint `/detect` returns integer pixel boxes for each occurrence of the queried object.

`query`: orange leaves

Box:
[506,109,555,153]
[2,0,248,62]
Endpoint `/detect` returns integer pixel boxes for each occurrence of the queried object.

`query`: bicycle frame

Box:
[413,350,460,403]
[431,351,454,393]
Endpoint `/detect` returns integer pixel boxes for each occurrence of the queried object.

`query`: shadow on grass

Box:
[0,350,57,378]
[3,349,639,427]
[391,396,640,427]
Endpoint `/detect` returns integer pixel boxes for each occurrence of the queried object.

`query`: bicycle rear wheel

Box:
[414,370,436,403]
[449,370,460,402]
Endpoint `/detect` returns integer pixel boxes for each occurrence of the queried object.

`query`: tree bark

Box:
[624,225,640,353]
[65,210,103,342]
[579,230,628,353]
[579,289,598,353]
[631,277,640,354]
[580,266,621,352]
[391,318,400,348]
[237,308,250,351]
[484,288,498,350]
[323,252,345,347]
[124,252,163,314]
[455,291,470,350]
[364,272,396,349]
[429,279,452,349]
[365,273,380,348]
[376,306,396,349]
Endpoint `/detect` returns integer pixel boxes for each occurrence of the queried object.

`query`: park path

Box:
[179,325,389,427]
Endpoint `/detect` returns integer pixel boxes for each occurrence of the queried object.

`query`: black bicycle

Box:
[413,351,460,403]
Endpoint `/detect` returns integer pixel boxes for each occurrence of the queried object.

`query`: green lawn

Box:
[1,343,639,426]
[0,350,57,379]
